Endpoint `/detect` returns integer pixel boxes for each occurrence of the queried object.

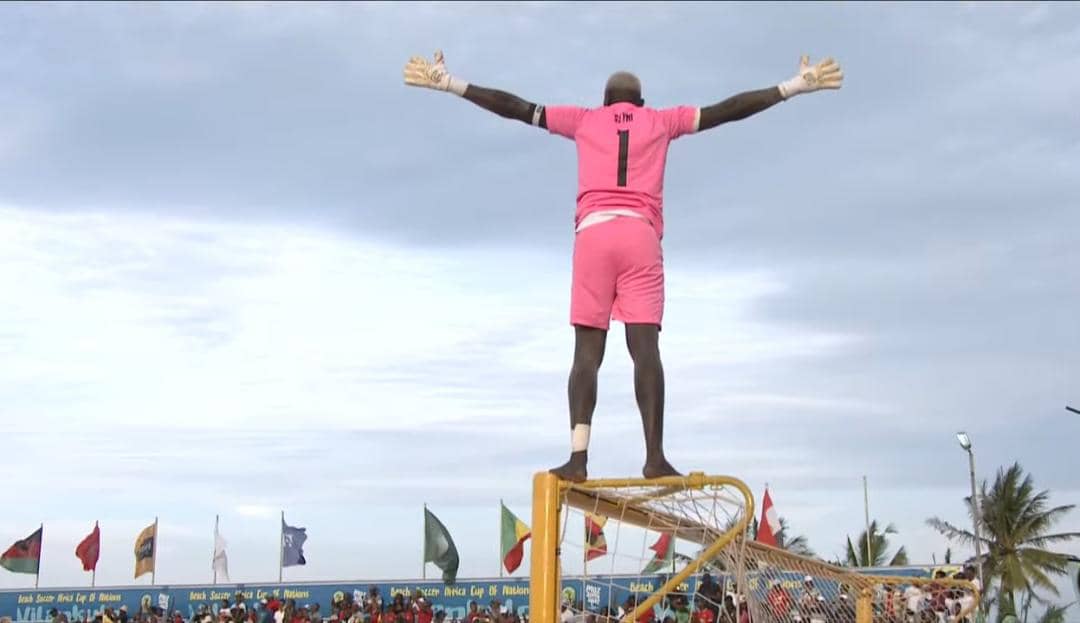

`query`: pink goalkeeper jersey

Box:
[545,102,699,238]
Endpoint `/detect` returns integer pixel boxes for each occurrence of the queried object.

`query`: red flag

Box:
[76,522,100,572]
[641,532,674,573]
[756,488,779,547]
[649,532,673,557]
[584,514,607,561]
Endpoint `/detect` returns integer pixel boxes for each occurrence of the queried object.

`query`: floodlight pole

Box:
[957,433,986,597]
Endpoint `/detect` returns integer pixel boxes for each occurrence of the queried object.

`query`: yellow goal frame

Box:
[528,471,755,623]
[526,471,979,623]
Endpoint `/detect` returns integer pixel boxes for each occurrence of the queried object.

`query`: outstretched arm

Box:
[404,50,546,128]
[461,85,546,128]
[698,87,784,131]
[697,56,843,132]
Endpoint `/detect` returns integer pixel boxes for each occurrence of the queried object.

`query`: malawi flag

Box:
[423,507,460,585]
[641,532,675,574]
[75,522,100,572]
[584,513,607,561]
[500,503,531,574]
[1,526,43,575]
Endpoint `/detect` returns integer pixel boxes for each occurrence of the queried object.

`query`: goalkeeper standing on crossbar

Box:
[404,51,843,482]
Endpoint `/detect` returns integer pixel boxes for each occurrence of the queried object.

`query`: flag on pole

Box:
[213,521,229,582]
[641,532,675,574]
[134,521,157,579]
[75,523,100,572]
[281,518,307,567]
[0,526,43,575]
[584,513,607,561]
[423,507,460,584]
[755,487,780,547]
[500,503,531,574]
[133,522,156,579]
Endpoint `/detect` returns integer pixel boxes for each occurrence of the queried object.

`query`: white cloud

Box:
[1,1,1077,606]
[1,205,846,436]
[0,204,874,587]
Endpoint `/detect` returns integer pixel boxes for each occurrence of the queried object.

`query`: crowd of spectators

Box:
[556,567,980,623]
[194,589,520,623]
[27,565,980,623]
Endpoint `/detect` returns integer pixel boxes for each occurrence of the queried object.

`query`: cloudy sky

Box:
[2,0,1078,596]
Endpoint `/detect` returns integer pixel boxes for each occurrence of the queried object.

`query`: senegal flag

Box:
[1,526,43,575]
[500,503,531,574]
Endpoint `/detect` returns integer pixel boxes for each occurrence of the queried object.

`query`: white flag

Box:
[213,523,229,582]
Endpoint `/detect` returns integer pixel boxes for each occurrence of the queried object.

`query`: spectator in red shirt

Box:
[414,596,433,623]
[736,599,750,623]
[691,600,714,623]
[465,603,480,623]
[766,583,791,621]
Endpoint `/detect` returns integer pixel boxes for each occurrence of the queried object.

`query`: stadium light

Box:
[956,431,985,597]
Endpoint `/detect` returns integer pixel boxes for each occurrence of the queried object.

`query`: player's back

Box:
[545,101,698,237]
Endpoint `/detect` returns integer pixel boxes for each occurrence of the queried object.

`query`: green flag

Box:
[500,503,530,574]
[423,507,460,584]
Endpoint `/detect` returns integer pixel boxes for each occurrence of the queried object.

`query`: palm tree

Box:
[926,462,1080,619]
[1032,605,1068,623]
[844,520,909,567]
[700,513,816,572]
[774,517,816,558]
[1017,589,1072,623]
[741,515,816,557]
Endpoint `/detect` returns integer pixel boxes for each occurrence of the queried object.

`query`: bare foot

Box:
[643,457,682,479]
[550,451,588,483]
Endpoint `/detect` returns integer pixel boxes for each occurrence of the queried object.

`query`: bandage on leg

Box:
[571,424,591,452]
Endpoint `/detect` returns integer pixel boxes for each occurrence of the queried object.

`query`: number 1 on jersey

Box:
[617,130,630,187]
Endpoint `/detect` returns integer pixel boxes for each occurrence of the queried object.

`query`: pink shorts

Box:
[570,217,664,330]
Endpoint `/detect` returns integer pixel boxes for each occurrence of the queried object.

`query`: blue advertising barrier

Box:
[0,566,957,623]
[3,575,653,623]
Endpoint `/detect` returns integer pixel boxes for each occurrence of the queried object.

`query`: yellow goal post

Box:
[527,471,980,623]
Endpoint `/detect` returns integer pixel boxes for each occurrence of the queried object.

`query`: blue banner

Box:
[0,566,956,623]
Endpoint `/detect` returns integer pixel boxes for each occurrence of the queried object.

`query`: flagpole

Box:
[35,523,42,589]
[279,511,285,584]
[499,500,504,578]
[152,517,158,586]
[665,531,673,574]
[582,515,587,579]
[213,515,219,585]
[92,522,97,588]
[582,516,588,615]
[421,503,427,580]
[863,476,872,567]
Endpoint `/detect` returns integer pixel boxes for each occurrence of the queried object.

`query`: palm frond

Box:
[1035,604,1068,623]
[926,517,980,545]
